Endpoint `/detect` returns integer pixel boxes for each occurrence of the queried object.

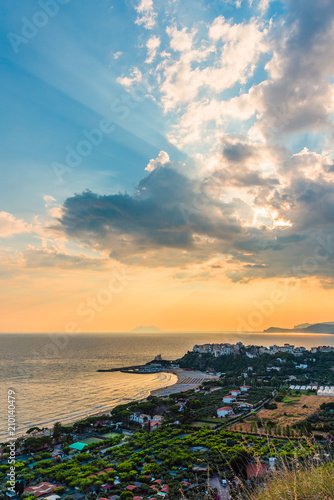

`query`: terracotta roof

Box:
[24,483,59,498]
[246,463,269,479]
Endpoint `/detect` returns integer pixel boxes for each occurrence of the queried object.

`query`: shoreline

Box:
[1,371,179,442]
[1,370,218,443]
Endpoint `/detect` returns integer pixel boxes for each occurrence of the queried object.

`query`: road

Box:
[210,476,231,500]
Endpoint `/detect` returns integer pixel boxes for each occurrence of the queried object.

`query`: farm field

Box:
[229,395,324,434]
[258,395,323,426]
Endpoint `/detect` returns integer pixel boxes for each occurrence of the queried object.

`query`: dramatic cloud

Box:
[56,147,334,283]
[56,163,243,265]
[251,0,334,139]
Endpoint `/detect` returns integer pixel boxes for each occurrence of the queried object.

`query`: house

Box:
[230,390,241,396]
[24,483,59,498]
[44,495,60,500]
[246,463,269,480]
[223,396,236,403]
[130,413,151,424]
[217,407,234,418]
[240,385,250,392]
[101,484,113,491]
[150,420,162,430]
[176,402,186,411]
[126,485,137,492]
[239,402,253,409]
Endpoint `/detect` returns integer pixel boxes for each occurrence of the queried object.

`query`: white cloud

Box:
[145,35,161,64]
[43,195,56,207]
[135,0,157,29]
[0,212,32,238]
[112,51,123,60]
[159,18,267,112]
[145,150,170,172]
[117,67,143,88]
[166,25,195,53]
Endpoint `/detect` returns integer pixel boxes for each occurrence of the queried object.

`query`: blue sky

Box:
[0,0,284,214]
[1,0,334,332]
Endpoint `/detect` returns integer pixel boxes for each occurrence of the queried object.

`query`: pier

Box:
[97,364,145,373]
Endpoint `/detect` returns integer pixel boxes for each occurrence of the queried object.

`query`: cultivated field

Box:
[229,395,324,434]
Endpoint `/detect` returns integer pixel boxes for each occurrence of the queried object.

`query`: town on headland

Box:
[2,342,334,500]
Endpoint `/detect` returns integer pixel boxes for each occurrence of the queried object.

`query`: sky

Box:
[0,0,334,333]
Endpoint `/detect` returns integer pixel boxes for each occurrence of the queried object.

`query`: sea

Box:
[1,331,334,438]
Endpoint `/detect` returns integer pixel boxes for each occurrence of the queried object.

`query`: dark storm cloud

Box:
[57,165,243,263]
[56,150,334,284]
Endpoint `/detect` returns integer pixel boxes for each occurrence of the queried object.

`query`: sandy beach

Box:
[150,369,219,397]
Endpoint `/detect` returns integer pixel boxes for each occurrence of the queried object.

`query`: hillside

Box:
[264,321,334,334]
[251,462,334,500]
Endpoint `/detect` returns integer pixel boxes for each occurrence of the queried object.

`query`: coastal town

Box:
[192,342,334,357]
[1,343,334,500]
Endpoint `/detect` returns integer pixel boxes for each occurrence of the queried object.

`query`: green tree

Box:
[120,492,134,499]
[53,422,64,439]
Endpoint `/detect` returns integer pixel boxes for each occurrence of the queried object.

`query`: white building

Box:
[131,413,151,424]
[217,407,234,418]
[317,386,334,396]
[223,396,236,404]
[239,402,253,409]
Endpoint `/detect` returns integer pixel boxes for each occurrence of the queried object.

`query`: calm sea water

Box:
[1,331,334,437]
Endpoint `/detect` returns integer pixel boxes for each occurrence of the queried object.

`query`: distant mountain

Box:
[131,326,162,333]
[264,322,334,334]
[294,323,311,329]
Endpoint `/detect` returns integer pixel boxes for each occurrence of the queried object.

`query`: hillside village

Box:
[1,346,334,500]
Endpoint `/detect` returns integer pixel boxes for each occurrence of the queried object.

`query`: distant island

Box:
[264,321,334,334]
[131,325,162,333]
